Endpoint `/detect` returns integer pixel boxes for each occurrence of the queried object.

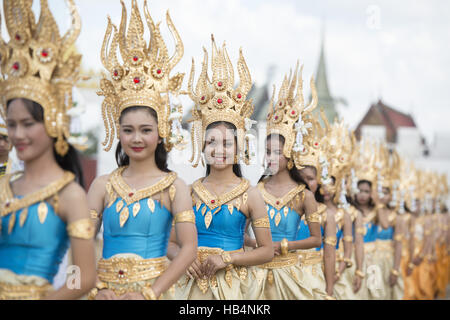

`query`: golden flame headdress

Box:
[353,138,378,186]
[0,0,82,156]
[265,62,318,170]
[187,36,255,167]
[98,0,185,152]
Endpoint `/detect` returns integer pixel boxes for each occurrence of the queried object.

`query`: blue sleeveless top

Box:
[376,211,396,241]
[0,172,74,283]
[101,168,177,259]
[192,178,250,251]
[359,210,378,243]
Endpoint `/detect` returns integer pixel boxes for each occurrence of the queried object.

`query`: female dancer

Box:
[172,37,273,300]
[245,64,322,300]
[87,0,197,300]
[0,0,96,299]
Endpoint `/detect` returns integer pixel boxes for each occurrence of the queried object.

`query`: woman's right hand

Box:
[352,276,362,293]
[95,289,118,300]
[186,258,203,279]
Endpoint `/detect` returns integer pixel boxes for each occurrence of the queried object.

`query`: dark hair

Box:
[204,121,242,178]
[115,106,170,172]
[258,134,310,190]
[354,179,375,209]
[6,98,85,187]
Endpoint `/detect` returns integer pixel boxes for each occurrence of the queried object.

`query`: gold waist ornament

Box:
[97,256,168,285]
[364,242,377,253]
[298,250,323,266]
[0,282,53,300]
[259,252,299,269]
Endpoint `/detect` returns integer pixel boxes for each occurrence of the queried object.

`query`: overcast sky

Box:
[2,0,449,144]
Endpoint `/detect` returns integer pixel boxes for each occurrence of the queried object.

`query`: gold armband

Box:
[67,218,95,240]
[142,286,157,300]
[281,238,289,255]
[343,235,353,242]
[394,234,403,242]
[252,216,270,228]
[306,211,321,224]
[221,251,232,265]
[174,210,196,224]
[355,270,365,278]
[408,262,415,269]
[356,227,366,235]
[344,258,353,268]
[390,269,400,277]
[324,237,337,246]
[90,209,101,220]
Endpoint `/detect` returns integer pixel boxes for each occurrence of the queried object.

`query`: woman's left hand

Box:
[389,273,398,287]
[203,254,227,277]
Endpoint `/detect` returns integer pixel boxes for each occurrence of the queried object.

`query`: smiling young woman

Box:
[86,0,197,300]
[0,1,96,300]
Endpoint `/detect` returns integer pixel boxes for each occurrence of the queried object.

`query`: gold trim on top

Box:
[0,171,75,217]
[257,182,305,211]
[362,209,377,224]
[109,167,177,205]
[192,178,250,210]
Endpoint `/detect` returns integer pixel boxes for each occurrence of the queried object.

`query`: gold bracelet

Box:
[408,262,415,269]
[356,227,366,235]
[394,234,403,242]
[355,270,365,278]
[325,295,337,300]
[90,209,100,220]
[174,210,196,224]
[390,269,400,277]
[343,235,353,242]
[221,251,232,265]
[87,287,98,300]
[280,238,289,255]
[344,258,353,268]
[87,281,108,300]
[142,286,157,300]
[324,237,337,246]
[252,216,270,228]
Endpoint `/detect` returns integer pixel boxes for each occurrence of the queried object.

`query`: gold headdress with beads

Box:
[265,62,318,169]
[0,0,82,156]
[187,36,255,167]
[353,138,377,186]
[98,0,185,152]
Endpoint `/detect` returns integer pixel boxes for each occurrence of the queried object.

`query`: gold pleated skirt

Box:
[295,249,327,300]
[374,240,404,300]
[0,269,54,300]
[333,252,360,300]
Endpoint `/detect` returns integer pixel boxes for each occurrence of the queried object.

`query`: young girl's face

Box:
[119,108,161,162]
[6,99,53,162]
[299,166,318,193]
[203,123,236,170]
[322,179,336,202]
[380,187,391,205]
[265,135,288,175]
[356,181,372,206]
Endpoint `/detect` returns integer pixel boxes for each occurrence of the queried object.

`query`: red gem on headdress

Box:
[118,270,124,275]
[217,81,223,87]
[113,70,119,76]
[279,102,282,106]
[15,34,21,41]
[5,202,10,208]
[217,98,223,104]
[156,69,162,74]
[237,93,242,99]
[274,116,279,120]
[314,142,318,146]
[133,56,139,61]
[12,62,19,70]
[291,111,296,115]
[41,50,48,57]
[134,77,140,84]
[201,96,205,100]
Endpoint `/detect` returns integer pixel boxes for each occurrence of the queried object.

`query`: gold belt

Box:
[97,256,168,284]
[376,240,393,251]
[298,250,323,266]
[259,252,299,269]
[196,247,243,262]
[0,282,53,300]
[364,242,376,253]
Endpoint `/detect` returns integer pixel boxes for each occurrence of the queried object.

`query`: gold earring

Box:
[287,159,294,170]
